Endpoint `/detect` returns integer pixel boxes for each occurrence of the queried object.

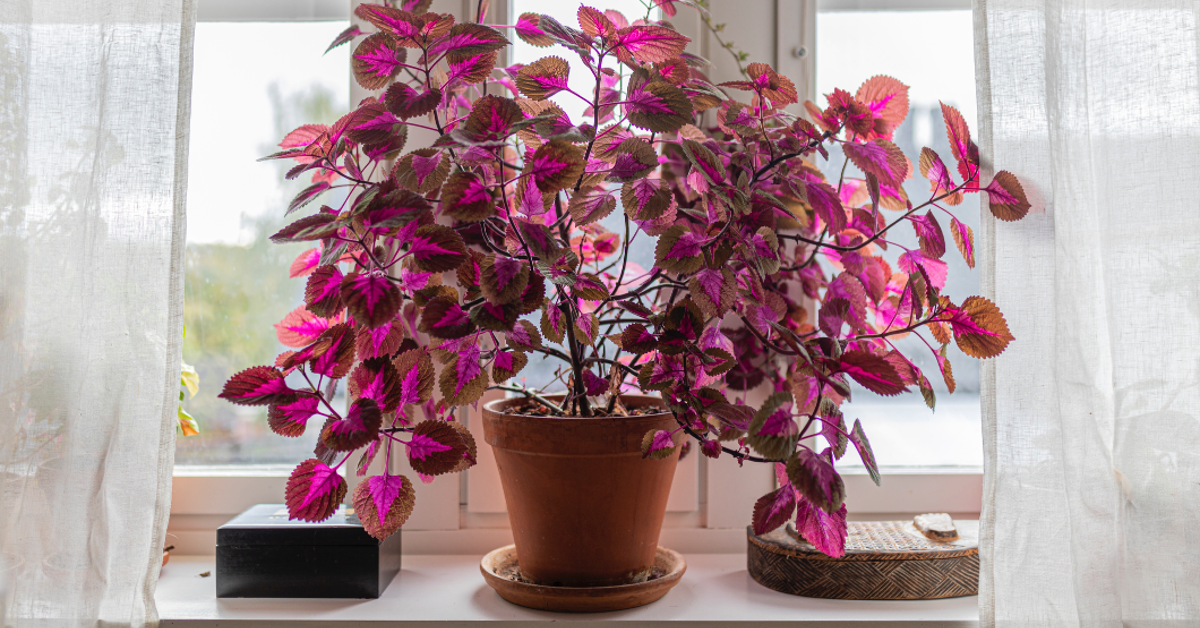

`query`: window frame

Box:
[170,0,983,557]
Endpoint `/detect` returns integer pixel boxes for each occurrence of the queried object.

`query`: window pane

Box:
[817,10,981,467]
[177,22,349,465]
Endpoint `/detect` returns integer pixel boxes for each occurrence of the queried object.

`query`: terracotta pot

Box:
[481,395,681,587]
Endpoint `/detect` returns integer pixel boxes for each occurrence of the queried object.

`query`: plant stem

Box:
[488,384,564,414]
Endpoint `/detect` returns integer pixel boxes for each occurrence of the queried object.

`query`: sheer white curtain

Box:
[975,1,1200,625]
[0,1,194,626]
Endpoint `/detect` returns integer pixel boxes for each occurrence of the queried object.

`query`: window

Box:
[815,2,980,468]
[171,0,983,556]
[178,20,349,465]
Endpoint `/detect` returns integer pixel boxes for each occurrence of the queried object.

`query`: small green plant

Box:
[179,326,200,436]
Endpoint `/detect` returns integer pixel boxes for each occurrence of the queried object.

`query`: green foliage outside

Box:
[176,83,344,464]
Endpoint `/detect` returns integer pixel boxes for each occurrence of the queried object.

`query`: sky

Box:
[817,10,976,146]
[186,21,350,245]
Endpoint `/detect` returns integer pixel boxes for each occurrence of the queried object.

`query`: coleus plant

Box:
[220,0,1029,553]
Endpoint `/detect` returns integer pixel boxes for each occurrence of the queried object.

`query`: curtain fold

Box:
[975,0,1200,625]
[0,1,195,626]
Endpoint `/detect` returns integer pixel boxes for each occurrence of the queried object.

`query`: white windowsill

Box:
[157,554,979,627]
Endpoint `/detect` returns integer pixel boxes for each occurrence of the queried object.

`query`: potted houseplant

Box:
[221,0,1028,598]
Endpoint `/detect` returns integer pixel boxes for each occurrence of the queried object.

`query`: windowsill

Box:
[157,554,979,627]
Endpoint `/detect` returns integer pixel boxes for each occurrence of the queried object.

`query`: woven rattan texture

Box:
[747,523,979,600]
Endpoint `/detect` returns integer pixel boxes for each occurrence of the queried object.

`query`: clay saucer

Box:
[480,545,686,612]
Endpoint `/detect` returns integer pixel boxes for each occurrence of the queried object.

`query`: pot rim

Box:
[482,393,671,420]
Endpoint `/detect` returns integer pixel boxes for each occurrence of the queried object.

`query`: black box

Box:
[216,504,401,598]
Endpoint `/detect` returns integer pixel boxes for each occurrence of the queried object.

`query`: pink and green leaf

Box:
[286,459,347,523]
[352,474,415,540]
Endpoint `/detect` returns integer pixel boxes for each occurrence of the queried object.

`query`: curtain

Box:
[0,0,194,625]
[975,1,1200,625]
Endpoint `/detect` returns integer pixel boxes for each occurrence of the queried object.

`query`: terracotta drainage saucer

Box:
[480,545,686,612]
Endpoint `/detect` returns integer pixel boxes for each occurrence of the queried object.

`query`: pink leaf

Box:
[280,124,329,149]
[752,486,797,535]
[289,247,321,278]
[612,25,689,64]
[285,459,347,523]
[898,249,948,290]
[267,396,320,438]
[794,496,848,558]
[274,306,334,348]
[855,75,909,140]
[908,211,946,259]
[407,432,454,460]
[340,272,402,329]
[220,366,297,406]
[352,473,415,540]
[321,398,383,452]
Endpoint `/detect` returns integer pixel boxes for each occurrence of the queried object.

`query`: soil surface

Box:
[506,397,665,418]
[496,562,667,586]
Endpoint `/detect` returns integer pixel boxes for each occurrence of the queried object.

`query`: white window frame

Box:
[170,0,982,557]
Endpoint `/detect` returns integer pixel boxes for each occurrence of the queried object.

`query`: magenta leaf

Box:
[491,350,528,382]
[440,171,495,222]
[407,431,454,460]
[624,81,692,133]
[438,347,489,405]
[407,420,470,475]
[640,429,678,460]
[842,139,907,188]
[836,350,907,396]
[349,361,402,413]
[612,25,689,64]
[305,264,346,319]
[524,139,585,194]
[270,212,342,244]
[820,412,848,460]
[985,170,1030,222]
[426,23,509,60]
[353,33,407,90]
[568,186,617,225]
[340,272,401,329]
[321,398,383,452]
[941,101,978,183]
[805,180,846,234]
[785,448,845,514]
[268,396,320,438]
[621,177,672,221]
[752,486,797,535]
[289,247,320,279]
[515,12,553,47]
[794,495,848,558]
[419,296,476,339]
[951,217,975,268]
[849,419,880,485]
[408,224,468,272]
[516,56,570,101]
[898,249,948,290]
[384,83,441,120]
[308,323,357,379]
[855,75,909,140]
[352,473,416,540]
[220,366,298,407]
[908,211,946,259]
[654,226,705,274]
[285,459,347,523]
[748,391,798,459]
[393,348,436,408]
[325,24,362,54]
[274,306,336,348]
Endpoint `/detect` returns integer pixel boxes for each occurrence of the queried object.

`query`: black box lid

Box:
[217,504,382,547]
